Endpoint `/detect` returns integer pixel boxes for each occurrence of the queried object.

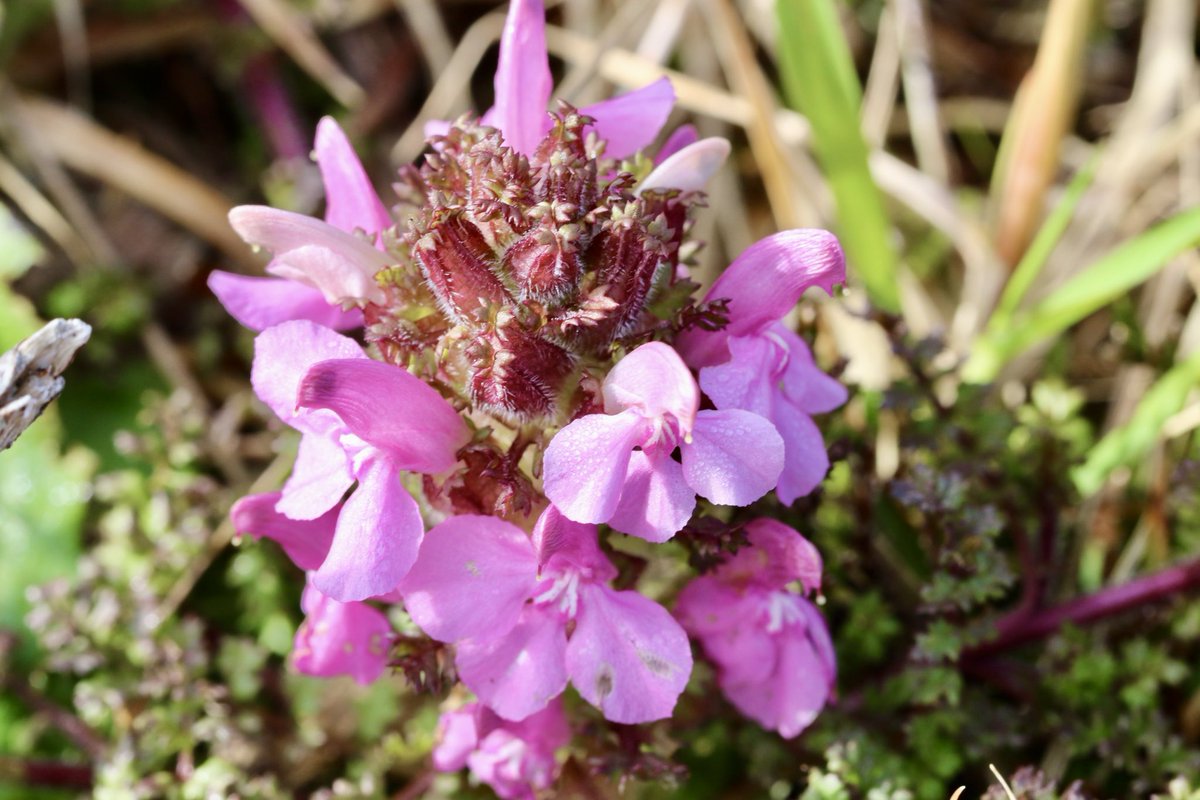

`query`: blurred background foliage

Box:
[0,0,1198,797]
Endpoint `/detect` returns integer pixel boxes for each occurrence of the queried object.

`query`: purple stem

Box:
[966,556,1200,658]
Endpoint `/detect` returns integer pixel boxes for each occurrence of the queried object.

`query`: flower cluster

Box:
[215,0,846,795]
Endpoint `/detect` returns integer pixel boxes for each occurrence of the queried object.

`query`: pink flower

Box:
[461,0,675,158]
[293,579,393,685]
[433,699,569,800]
[542,342,784,542]
[675,519,835,738]
[677,231,848,503]
[250,320,469,601]
[209,117,390,329]
[400,507,692,724]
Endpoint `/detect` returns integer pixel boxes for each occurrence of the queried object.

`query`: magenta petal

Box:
[230,491,335,570]
[654,124,698,164]
[719,518,824,593]
[771,400,831,506]
[602,342,698,427]
[297,358,468,473]
[229,206,389,304]
[542,409,648,524]
[277,433,354,520]
[486,0,553,155]
[580,77,675,160]
[701,618,779,687]
[207,271,362,331]
[774,326,848,414]
[638,137,730,196]
[250,320,366,430]
[566,584,692,724]
[401,515,538,644]
[293,583,392,685]
[682,409,784,506]
[697,335,778,417]
[531,506,615,580]
[314,117,392,236]
[722,626,831,738]
[607,451,695,543]
[312,457,423,601]
[432,706,480,772]
[799,599,837,687]
[457,605,569,722]
[674,576,745,637]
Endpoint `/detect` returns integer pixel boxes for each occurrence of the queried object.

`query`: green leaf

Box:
[775,0,900,313]
[1072,347,1200,496]
[965,207,1200,382]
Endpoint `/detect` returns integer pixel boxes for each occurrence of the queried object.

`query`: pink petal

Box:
[719,518,823,594]
[674,576,745,637]
[401,514,538,644]
[654,124,698,164]
[229,206,389,304]
[580,77,675,160]
[770,399,830,506]
[773,326,847,414]
[697,334,778,417]
[638,137,730,195]
[607,450,695,543]
[457,605,569,722]
[207,271,362,331]
[293,583,392,685]
[680,230,846,367]
[277,433,354,520]
[565,584,692,724]
[799,599,837,687]
[250,319,366,431]
[721,625,831,738]
[682,409,784,506]
[532,506,616,580]
[506,696,570,750]
[698,619,779,687]
[542,409,648,524]
[297,358,468,474]
[312,457,423,601]
[314,117,392,236]
[432,706,480,772]
[424,119,452,140]
[230,491,335,570]
[602,342,698,430]
[484,0,553,155]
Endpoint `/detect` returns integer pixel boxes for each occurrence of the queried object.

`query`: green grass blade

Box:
[990,155,1099,329]
[964,207,1200,382]
[1072,348,1200,496]
[775,0,901,313]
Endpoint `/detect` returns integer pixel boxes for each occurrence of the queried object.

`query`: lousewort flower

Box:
[675,519,836,738]
[219,0,849,782]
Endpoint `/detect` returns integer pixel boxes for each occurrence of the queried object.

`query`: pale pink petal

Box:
[312,457,423,601]
[654,124,698,164]
[457,605,568,722]
[277,433,354,520]
[207,271,362,331]
[297,358,468,474]
[401,515,538,644]
[697,335,779,417]
[721,627,831,738]
[680,230,846,367]
[580,77,675,160]
[638,137,730,196]
[607,450,695,543]
[771,400,830,506]
[229,206,388,304]
[293,583,392,685]
[531,506,616,580]
[314,117,392,235]
[230,491,335,570]
[773,326,847,414]
[602,342,698,429]
[250,319,366,430]
[484,0,553,155]
[565,584,692,724]
[468,729,556,800]
[542,409,648,524]
[682,409,784,506]
[718,518,823,593]
[432,706,480,772]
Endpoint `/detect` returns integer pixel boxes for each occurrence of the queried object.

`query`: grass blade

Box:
[775,0,901,313]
